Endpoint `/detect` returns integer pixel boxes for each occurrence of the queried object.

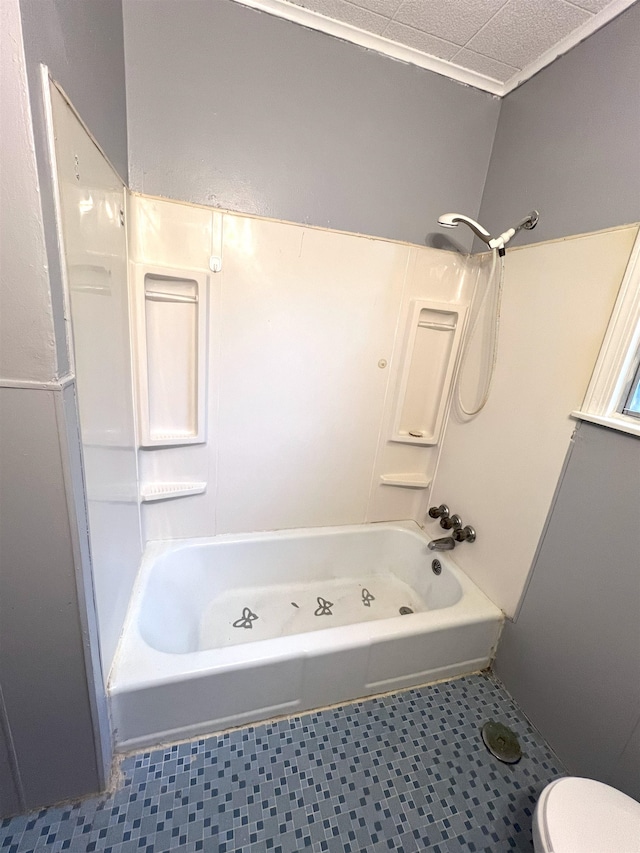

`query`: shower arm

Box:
[438,211,539,256]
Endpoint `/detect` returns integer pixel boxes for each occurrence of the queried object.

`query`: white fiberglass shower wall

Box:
[48,83,142,683]
[427,225,638,615]
[128,193,479,546]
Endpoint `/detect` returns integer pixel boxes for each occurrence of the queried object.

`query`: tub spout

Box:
[428,536,456,551]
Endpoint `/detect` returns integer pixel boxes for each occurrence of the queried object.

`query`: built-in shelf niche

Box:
[132,263,208,447]
[391,299,467,445]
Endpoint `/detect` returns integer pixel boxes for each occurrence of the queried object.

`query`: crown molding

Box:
[232,0,504,95]
[232,0,637,98]
[502,0,637,94]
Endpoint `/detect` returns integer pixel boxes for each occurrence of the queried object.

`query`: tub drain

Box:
[481,721,522,764]
[399,606,413,615]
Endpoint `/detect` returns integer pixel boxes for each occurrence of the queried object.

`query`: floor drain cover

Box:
[481,721,522,764]
[399,606,413,615]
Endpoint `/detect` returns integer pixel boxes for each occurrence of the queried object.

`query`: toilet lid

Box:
[540,777,640,853]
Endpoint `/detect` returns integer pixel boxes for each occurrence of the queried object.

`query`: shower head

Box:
[437,213,492,245]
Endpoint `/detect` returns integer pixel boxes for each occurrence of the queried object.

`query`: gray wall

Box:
[122,0,500,251]
[0,688,21,817]
[19,0,128,178]
[478,2,640,247]
[0,388,102,808]
[0,0,128,815]
[495,422,640,800]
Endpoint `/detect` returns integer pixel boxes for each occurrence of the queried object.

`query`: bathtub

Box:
[109,521,503,751]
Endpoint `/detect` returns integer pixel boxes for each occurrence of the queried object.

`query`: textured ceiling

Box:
[236,0,638,94]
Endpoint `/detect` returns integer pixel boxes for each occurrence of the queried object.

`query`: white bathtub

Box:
[109,521,503,751]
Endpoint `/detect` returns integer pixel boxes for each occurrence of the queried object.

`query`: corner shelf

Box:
[380,473,431,489]
[140,482,207,503]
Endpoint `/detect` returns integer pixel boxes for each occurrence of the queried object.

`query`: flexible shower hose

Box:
[456,247,505,417]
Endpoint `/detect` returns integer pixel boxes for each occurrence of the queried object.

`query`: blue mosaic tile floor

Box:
[0,673,565,852]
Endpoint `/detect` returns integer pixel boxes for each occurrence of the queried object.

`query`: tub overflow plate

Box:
[481,721,522,764]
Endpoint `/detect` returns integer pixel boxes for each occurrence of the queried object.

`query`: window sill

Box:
[571,410,640,439]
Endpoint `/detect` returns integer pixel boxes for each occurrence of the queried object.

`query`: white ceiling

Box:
[234,0,638,95]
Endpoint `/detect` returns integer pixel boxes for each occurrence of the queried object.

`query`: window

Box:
[572,230,640,438]
[621,358,640,418]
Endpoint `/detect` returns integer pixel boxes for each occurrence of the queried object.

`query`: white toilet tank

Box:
[533,777,640,853]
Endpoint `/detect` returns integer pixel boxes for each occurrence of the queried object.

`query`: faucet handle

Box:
[428,504,449,520]
[440,514,462,530]
[453,525,476,543]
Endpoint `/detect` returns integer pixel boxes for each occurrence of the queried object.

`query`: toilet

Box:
[533,777,640,853]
